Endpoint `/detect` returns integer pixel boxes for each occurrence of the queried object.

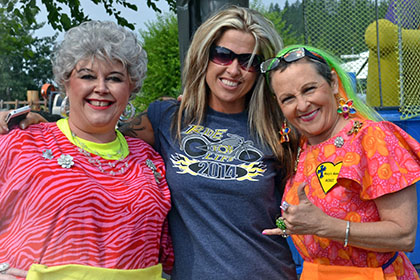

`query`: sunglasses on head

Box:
[260,47,327,74]
[209,45,263,72]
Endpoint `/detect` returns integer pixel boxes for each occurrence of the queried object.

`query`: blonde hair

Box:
[174,6,291,173]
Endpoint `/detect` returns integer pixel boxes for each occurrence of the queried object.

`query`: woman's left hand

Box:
[263,182,330,236]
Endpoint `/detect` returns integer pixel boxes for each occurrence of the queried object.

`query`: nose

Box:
[296,95,309,111]
[226,58,241,76]
[95,78,110,94]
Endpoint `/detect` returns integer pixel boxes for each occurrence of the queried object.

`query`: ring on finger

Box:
[0,262,10,274]
[281,229,290,238]
[276,217,287,230]
[280,201,290,211]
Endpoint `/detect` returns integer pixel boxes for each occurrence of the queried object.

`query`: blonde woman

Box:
[121,6,297,280]
[0,7,298,280]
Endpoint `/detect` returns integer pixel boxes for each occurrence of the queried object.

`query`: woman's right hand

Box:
[0,266,27,280]
[0,111,47,134]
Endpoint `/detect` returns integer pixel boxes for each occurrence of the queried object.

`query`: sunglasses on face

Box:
[209,45,263,72]
[260,47,328,74]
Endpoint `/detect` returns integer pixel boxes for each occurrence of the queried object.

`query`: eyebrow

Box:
[76,68,125,76]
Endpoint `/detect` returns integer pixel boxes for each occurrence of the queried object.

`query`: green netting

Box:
[302,0,420,120]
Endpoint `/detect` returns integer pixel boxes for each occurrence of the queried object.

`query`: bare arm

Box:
[0,110,47,134]
[118,111,155,146]
[263,183,417,252]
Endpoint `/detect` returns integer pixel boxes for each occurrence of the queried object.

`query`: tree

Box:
[1,0,177,31]
[133,13,181,111]
[281,0,304,44]
[0,4,56,101]
[252,0,303,46]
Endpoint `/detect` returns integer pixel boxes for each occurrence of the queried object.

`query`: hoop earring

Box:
[119,102,136,122]
[60,96,70,118]
[337,98,356,119]
[279,120,291,143]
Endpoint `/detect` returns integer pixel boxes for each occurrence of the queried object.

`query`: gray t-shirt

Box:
[148,100,297,280]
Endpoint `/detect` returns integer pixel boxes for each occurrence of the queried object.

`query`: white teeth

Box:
[221,79,238,87]
[90,100,111,107]
[300,110,317,121]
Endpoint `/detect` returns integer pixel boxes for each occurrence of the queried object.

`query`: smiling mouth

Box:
[221,78,239,87]
[88,100,113,107]
[299,109,318,121]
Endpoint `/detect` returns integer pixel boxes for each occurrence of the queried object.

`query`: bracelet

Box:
[344,221,350,247]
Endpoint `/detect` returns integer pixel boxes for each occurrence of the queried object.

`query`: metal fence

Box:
[302,0,420,119]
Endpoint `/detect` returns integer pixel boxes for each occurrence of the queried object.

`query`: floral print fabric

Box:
[284,119,420,279]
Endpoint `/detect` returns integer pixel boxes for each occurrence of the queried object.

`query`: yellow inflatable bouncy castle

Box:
[364,19,420,114]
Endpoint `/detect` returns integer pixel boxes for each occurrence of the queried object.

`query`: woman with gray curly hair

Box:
[0,21,173,280]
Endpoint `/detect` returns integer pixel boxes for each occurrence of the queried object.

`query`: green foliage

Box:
[251,0,303,47]
[1,0,177,31]
[277,0,305,44]
[133,13,181,111]
[0,4,56,101]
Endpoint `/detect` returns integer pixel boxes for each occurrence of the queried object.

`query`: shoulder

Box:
[149,99,179,115]
[0,122,56,144]
[126,137,162,158]
[356,119,409,137]
[343,119,420,198]
[353,119,420,152]
[148,100,180,130]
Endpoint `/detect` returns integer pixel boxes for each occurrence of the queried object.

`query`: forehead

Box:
[75,57,125,72]
[271,61,323,90]
[215,29,256,54]
[276,61,319,79]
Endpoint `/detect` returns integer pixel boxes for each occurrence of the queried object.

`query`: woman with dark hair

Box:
[262,45,420,279]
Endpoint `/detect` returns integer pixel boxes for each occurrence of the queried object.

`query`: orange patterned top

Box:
[283,118,420,279]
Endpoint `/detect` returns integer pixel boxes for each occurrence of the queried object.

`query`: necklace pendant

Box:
[42,149,54,160]
[334,136,344,148]
[57,154,74,169]
[347,121,363,135]
[146,159,162,183]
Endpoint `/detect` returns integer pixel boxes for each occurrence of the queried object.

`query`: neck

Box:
[307,115,349,145]
[68,119,117,143]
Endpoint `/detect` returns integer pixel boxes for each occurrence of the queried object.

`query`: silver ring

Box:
[0,262,10,274]
[281,229,290,238]
[280,201,290,211]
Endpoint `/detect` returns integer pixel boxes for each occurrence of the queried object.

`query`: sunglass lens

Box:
[260,58,279,73]
[210,46,261,72]
[210,47,232,65]
[238,54,260,72]
[283,49,304,63]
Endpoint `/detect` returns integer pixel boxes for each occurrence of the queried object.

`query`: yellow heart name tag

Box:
[316,162,343,194]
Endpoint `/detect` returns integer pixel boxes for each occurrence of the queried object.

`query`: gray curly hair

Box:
[52,20,147,98]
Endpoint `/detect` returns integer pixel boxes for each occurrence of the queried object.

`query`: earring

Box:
[60,95,69,118]
[279,120,291,143]
[337,98,356,119]
[119,102,136,122]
